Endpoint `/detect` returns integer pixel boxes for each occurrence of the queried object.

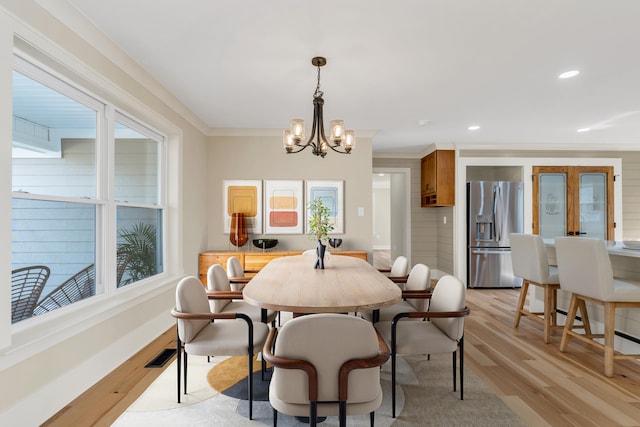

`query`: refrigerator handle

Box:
[493,185,502,242]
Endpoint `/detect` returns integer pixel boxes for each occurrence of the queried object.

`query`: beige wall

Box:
[207,135,374,257]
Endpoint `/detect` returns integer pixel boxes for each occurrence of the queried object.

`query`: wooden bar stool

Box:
[510,233,590,343]
[556,237,640,377]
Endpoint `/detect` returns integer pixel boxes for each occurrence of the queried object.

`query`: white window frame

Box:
[10,53,169,327]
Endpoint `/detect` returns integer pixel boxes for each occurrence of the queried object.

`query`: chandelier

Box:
[283,57,356,158]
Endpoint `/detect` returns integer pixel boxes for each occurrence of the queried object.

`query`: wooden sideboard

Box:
[199,250,368,284]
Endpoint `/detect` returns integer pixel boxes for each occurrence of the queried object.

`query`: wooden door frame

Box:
[532,166,614,240]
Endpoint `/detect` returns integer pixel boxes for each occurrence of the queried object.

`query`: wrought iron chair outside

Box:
[33,264,95,316]
[11,265,50,323]
[116,251,131,287]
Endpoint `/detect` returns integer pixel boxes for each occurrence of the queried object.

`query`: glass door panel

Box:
[579,173,607,239]
[538,173,567,238]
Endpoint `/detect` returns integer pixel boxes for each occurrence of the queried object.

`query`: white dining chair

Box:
[207,264,277,325]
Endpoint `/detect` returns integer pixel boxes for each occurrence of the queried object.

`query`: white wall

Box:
[372,186,391,249]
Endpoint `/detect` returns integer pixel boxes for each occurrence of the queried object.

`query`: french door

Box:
[532,166,614,240]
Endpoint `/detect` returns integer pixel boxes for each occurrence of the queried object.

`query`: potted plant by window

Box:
[307,198,334,269]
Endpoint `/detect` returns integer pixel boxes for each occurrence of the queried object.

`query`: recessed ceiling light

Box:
[468,125,480,131]
[559,70,580,79]
[378,173,385,177]
[418,119,429,127]
[577,127,591,133]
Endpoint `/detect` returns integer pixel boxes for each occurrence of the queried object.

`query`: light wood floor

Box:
[42,288,640,426]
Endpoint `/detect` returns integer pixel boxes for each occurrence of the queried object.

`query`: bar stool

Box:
[510,233,590,343]
[555,237,640,377]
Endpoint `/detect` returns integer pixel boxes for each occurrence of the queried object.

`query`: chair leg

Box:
[310,402,317,427]
[460,336,464,400]
[514,280,530,328]
[183,352,188,397]
[339,401,347,427]
[578,300,592,335]
[273,407,277,427]
[391,351,397,418]
[560,294,580,352]
[604,302,616,377]
[248,351,254,420]
[543,284,553,343]
[370,411,375,427]
[452,350,456,392]
[176,329,182,403]
[550,287,558,328]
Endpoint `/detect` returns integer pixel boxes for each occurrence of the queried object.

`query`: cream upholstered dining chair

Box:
[555,237,640,377]
[375,275,470,418]
[362,263,431,323]
[171,276,269,419]
[378,255,409,284]
[226,255,254,291]
[263,313,389,427]
[207,264,277,325]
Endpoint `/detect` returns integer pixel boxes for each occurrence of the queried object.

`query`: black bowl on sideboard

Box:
[253,238,278,250]
[329,238,343,249]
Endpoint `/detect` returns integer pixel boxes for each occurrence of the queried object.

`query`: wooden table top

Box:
[242,254,402,314]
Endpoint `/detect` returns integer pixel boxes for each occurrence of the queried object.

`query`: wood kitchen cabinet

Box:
[198,250,368,284]
[421,149,455,207]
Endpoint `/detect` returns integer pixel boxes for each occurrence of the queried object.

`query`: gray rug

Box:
[112,352,524,426]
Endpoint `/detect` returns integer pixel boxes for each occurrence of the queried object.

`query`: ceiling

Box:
[61,0,640,155]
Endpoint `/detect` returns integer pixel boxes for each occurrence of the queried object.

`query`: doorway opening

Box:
[372,168,411,270]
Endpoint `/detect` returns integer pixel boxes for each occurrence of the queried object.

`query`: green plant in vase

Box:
[307,198,334,269]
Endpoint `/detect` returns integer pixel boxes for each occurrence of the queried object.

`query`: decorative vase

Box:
[230,212,248,247]
[314,240,326,269]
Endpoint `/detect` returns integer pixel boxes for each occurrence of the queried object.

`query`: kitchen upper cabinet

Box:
[421,150,455,207]
[532,166,614,240]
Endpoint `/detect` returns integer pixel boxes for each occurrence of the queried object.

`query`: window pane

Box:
[538,173,567,239]
[12,199,97,321]
[579,173,607,240]
[12,71,97,198]
[117,206,163,286]
[115,122,160,205]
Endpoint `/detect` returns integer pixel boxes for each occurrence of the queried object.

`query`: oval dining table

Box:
[242,254,402,316]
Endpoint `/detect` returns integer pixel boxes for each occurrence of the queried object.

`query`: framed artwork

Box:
[223,180,262,234]
[264,180,304,234]
[305,180,344,234]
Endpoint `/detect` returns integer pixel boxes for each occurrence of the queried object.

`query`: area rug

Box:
[208,355,270,401]
[112,351,525,426]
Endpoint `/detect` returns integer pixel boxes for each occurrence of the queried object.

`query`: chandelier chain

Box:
[314,63,323,98]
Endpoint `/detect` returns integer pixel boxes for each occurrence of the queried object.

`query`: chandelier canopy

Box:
[283,57,355,158]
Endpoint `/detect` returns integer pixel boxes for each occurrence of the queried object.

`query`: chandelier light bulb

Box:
[283,130,295,152]
[344,130,356,152]
[290,118,305,143]
[330,119,344,144]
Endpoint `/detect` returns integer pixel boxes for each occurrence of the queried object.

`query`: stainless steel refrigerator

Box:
[467,181,524,288]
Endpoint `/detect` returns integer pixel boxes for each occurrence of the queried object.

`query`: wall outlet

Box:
[358,207,365,217]
[443,216,447,224]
